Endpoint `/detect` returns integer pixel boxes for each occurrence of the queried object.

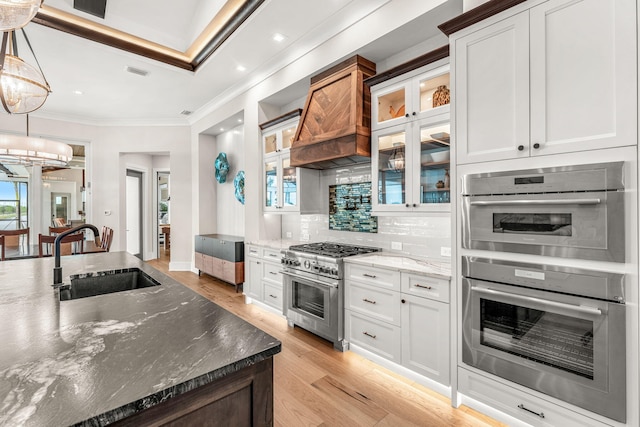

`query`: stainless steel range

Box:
[282,242,380,351]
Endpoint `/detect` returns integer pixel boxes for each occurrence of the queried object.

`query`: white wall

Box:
[215,124,245,236]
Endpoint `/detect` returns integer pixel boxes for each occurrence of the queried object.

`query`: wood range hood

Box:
[290,55,376,169]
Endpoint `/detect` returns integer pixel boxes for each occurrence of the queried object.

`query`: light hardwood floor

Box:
[147,253,505,427]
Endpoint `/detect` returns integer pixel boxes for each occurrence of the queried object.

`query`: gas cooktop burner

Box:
[289,242,380,258]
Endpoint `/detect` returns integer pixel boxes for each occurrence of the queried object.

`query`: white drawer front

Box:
[263,248,283,262]
[346,281,401,326]
[262,262,282,284]
[262,282,283,312]
[345,263,400,291]
[458,368,607,427]
[401,273,450,303]
[346,311,401,362]
[246,245,262,258]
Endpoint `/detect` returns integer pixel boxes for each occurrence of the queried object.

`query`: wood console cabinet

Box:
[195,234,244,291]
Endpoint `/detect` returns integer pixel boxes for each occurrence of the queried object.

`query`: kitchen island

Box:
[0,251,281,426]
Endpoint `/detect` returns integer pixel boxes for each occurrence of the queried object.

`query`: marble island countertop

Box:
[0,252,281,427]
[344,252,451,278]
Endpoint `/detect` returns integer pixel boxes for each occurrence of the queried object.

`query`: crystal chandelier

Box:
[0,0,41,32]
[0,29,51,114]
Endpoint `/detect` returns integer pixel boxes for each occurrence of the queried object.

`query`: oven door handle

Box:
[471,286,602,316]
[469,198,601,206]
[281,271,339,288]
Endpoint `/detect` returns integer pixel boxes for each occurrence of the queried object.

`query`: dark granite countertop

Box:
[0,252,281,426]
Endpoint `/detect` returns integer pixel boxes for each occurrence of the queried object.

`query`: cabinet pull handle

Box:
[363,298,376,305]
[363,331,377,339]
[269,271,277,275]
[363,274,377,279]
[269,294,277,299]
[415,284,432,290]
[269,254,279,257]
[517,145,525,151]
[517,404,545,419]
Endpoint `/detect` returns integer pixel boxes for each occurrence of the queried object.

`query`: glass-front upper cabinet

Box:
[264,154,299,212]
[372,115,450,214]
[371,64,450,130]
[263,121,298,155]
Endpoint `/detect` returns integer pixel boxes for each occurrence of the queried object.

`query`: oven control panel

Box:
[282,253,341,279]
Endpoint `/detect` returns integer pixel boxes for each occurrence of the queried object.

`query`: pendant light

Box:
[0,0,41,32]
[388,142,405,172]
[0,115,72,166]
[0,29,51,114]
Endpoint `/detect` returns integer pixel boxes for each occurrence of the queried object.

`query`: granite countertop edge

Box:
[344,252,452,279]
[77,344,282,427]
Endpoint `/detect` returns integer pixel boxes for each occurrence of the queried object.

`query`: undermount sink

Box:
[59,268,161,301]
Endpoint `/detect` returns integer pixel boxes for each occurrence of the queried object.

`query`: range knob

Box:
[281,258,287,264]
[292,260,300,266]
[330,268,338,276]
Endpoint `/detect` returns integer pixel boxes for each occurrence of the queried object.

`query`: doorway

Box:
[51,192,71,225]
[126,169,143,259]
[157,172,170,259]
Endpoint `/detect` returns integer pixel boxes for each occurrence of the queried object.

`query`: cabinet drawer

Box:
[458,368,605,427]
[346,311,401,362]
[401,273,449,303]
[246,245,262,258]
[263,282,283,312]
[262,262,282,284]
[345,264,400,291]
[209,256,223,277]
[263,248,283,263]
[346,281,401,326]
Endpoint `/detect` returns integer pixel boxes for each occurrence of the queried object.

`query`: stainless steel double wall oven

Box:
[461,162,627,423]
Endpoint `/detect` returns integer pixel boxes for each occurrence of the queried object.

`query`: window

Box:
[0,180,28,230]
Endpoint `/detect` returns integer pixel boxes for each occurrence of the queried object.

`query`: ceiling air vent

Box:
[73,0,107,19]
[180,110,193,116]
[124,66,149,77]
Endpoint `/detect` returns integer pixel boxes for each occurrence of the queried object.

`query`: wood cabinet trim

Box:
[364,45,449,88]
[259,109,302,130]
[437,0,527,36]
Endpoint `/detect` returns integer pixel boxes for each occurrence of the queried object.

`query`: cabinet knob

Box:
[405,203,410,208]
[533,143,540,149]
[401,299,406,304]
[413,203,417,207]
[517,145,525,151]
[405,113,410,118]
[412,112,417,116]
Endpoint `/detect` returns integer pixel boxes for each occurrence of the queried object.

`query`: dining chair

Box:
[38,233,84,257]
[100,227,114,252]
[49,226,72,235]
[0,228,30,260]
[52,218,67,227]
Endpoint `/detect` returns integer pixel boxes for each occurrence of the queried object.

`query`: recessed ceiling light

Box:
[237,118,242,123]
[73,90,83,95]
[236,65,246,72]
[220,128,225,132]
[272,33,286,42]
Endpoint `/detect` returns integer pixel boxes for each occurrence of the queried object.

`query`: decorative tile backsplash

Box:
[329,182,377,233]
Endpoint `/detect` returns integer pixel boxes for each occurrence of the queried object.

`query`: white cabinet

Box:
[345,262,450,387]
[454,0,637,164]
[371,64,450,131]
[244,244,284,312]
[371,63,451,214]
[262,115,321,214]
[401,294,449,385]
[245,245,262,301]
[372,116,451,214]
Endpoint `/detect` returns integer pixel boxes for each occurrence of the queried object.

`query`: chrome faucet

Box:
[53,224,101,286]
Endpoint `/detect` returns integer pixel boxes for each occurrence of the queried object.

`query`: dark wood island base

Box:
[113,358,274,427]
